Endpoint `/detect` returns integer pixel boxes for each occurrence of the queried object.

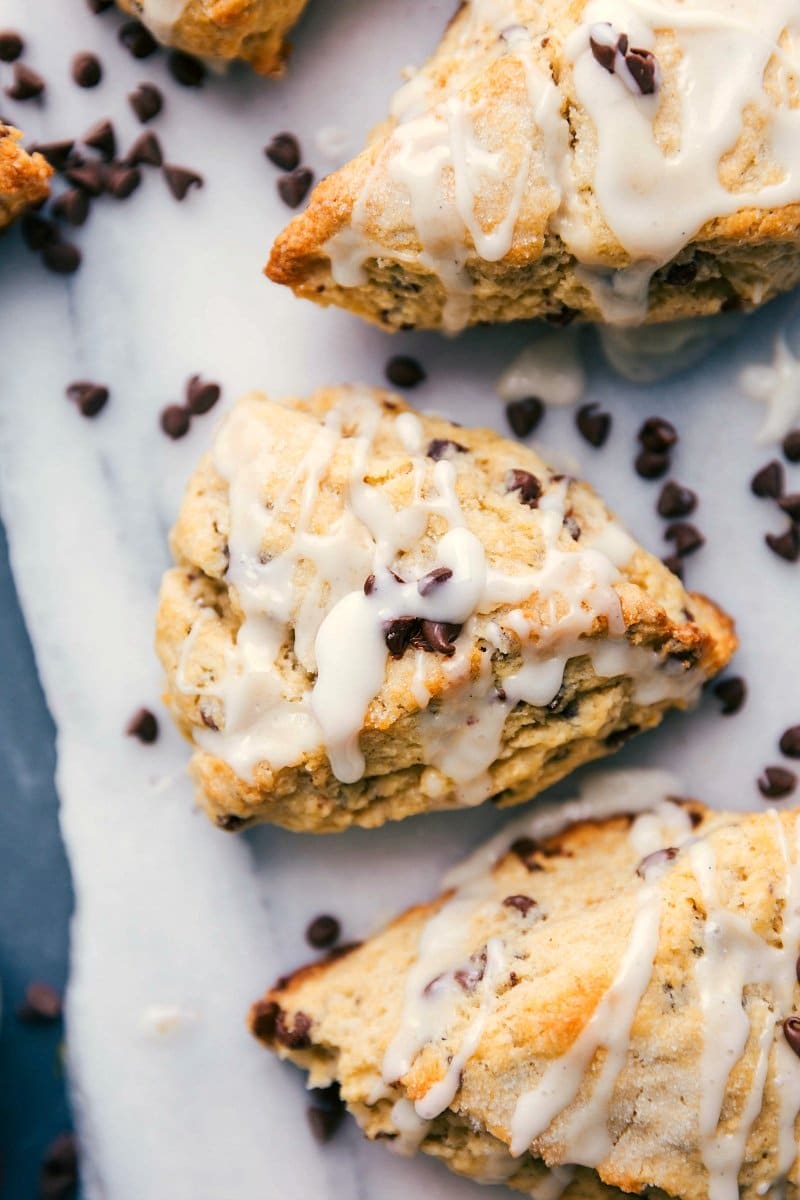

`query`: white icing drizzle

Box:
[496,328,587,409]
[134,0,187,40]
[740,334,800,444]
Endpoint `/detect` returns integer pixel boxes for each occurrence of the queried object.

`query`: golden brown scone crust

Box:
[267,0,800,329]
[251,802,800,1200]
[117,0,308,73]
[0,125,51,230]
[156,385,736,833]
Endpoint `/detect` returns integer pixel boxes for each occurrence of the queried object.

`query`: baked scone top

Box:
[0,124,52,231]
[252,771,800,1200]
[160,386,732,813]
[269,0,800,328]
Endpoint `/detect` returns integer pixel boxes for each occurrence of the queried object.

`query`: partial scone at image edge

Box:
[155,385,736,834]
[0,125,51,231]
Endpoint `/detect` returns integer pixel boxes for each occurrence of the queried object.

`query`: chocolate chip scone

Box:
[116,0,308,73]
[268,0,800,331]
[156,385,735,833]
[251,771,800,1200]
[0,124,51,230]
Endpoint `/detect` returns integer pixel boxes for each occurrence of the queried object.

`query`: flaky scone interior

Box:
[156,385,735,833]
[251,770,800,1200]
[0,125,51,231]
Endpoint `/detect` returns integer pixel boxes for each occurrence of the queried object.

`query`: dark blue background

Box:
[0,519,73,1198]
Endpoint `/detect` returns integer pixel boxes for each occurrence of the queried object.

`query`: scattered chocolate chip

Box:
[505,468,542,508]
[160,404,191,439]
[167,49,205,87]
[72,52,102,88]
[638,416,677,453]
[306,1085,345,1144]
[385,355,426,389]
[217,813,246,831]
[664,521,704,557]
[506,396,544,438]
[662,553,684,580]
[624,46,658,95]
[766,525,800,563]
[780,726,800,759]
[6,62,45,101]
[277,166,314,209]
[16,980,62,1023]
[576,403,611,448]
[502,894,537,916]
[420,620,461,655]
[636,846,678,878]
[418,567,452,596]
[665,259,698,286]
[163,163,203,201]
[39,1132,78,1199]
[250,999,279,1040]
[784,430,800,464]
[87,0,114,10]
[128,82,163,124]
[363,574,376,596]
[21,212,58,250]
[758,766,797,800]
[0,30,23,62]
[186,374,221,415]
[714,676,746,716]
[306,914,340,950]
[265,132,301,171]
[118,20,158,59]
[65,161,106,196]
[275,1009,312,1050]
[30,140,76,172]
[42,241,81,275]
[589,24,617,72]
[751,460,784,499]
[124,131,162,168]
[83,118,116,161]
[427,438,466,460]
[105,163,141,199]
[66,381,108,418]
[125,706,158,743]
[784,1016,800,1057]
[635,449,670,480]
[778,494,800,522]
[52,189,90,227]
[657,480,696,519]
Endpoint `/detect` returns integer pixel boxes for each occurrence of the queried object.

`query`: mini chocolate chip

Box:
[72,52,102,88]
[21,213,58,250]
[509,836,544,870]
[186,375,221,415]
[83,118,116,160]
[589,25,617,72]
[784,430,800,464]
[307,1101,344,1144]
[278,166,314,208]
[662,553,684,580]
[306,914,340,950]
[52,189,90,227]
[563,514,581,541]
[363,574,376,595]
[502,894,537,916]
[275,1009,312,1050]
[420,620,460,655]
[87,0,114,10]
[784,1016,800,1057]
[163,164,203,201]
[638,416,677,453]
[30,140,76,171]
[167,49,205,87]
[576,403,611,448]
[751,460,784,499]
[714,676,746,716]
[636,846,678,878]
[125,706,158,743]
[665,260,698,286]
[66,381,109,418]
[66,161,106,196]
[6,63,45,101]
[780,726,800,759]
[454,949,487,991]
[766,525,800,563]
[417,567,452,597]
[657,481,697,519]
[758,766,797,800]
[160,404,191,439]
[16,980,63,1023]
[664,521,704,557]
[217,814,246,831]
[39,1132,78,1199]
[0,30,23,62]
[42,242,81,275]
[385,355,425,389]
[129,82,163,124]
[383,616,418,658]
[105,163,141,200]
[635,449,670,480]
[506,396,544,438]
[119,20,158,58]
[250,999,279,1040]
[624,46,658,94]
[124,131,163,168]
[265,132,301,171]
[505,468,542,508]
[778,494,800,522]
[427,438,466,460]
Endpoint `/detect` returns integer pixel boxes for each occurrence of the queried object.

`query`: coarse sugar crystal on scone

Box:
[156,384,735,833]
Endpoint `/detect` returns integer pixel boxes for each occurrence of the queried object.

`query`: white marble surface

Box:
[0,2,799,1197]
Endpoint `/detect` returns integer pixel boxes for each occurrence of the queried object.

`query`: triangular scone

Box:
[0,125,51,231]
[156,385,734,833]
[116,0,308,74]
[268,0,800,330]
[251,774,800,1200]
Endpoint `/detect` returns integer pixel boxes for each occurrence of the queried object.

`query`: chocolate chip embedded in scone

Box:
[0,124,52,231]
[156,384,735,834]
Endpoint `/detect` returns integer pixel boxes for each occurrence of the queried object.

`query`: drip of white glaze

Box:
[598,314,743,383]
[496,329,587,409]
[135,0,187,40]
[740,335,800,443]
[388,1099,431,1155]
